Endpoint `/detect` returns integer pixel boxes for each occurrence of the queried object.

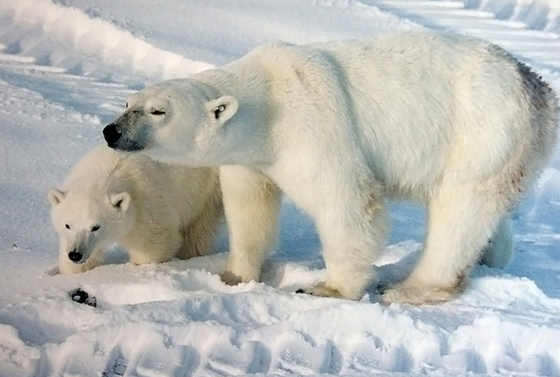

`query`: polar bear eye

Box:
[150,109,166,115]
[65,224,71,230]
[125,102,128,108]
[91,225,100,232]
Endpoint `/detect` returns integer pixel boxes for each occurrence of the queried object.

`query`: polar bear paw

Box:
[380,281,463,305]
[296,284,344,299]
[296,282,366,300]
[220,270,245,286]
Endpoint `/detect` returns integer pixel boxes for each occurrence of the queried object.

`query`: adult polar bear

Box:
[103,31,558,305]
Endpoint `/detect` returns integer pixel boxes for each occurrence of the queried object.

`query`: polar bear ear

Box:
[206,96,239,124]
[110,192,131,211]
[47,188,66,206]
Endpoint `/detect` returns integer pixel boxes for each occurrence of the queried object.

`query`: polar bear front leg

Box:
[298,176,388,300]
[126,229,182,265]
[382,183,506,305]
[219,166,281,285]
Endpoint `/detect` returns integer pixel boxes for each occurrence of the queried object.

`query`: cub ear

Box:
[110,192,131,211]
[47,188,66,206]
[206,96,239,124]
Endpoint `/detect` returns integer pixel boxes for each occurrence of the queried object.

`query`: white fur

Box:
[48,145,222,274]
[106,31,558,304]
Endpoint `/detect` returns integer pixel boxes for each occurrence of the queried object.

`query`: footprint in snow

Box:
[69,288,97,307]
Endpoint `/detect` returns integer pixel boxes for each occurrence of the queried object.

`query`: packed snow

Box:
[1,0,560,376]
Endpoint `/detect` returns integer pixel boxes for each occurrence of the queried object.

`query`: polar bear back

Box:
[227,32,556,200]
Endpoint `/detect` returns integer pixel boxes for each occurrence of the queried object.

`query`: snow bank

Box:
[0,0,212,84]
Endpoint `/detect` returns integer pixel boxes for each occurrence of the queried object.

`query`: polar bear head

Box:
[102,78,254,167]
[48,186,134,268]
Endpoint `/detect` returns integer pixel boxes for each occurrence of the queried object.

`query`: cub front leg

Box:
[125,226,182,265]
[219,165,281,285]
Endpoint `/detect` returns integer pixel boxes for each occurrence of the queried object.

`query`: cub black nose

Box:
[103,124,122,147]
[68,250,83,262]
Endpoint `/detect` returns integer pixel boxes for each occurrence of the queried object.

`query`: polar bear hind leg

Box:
[479,216,513,269]
[382,180,510,305]
[381,57,556,305]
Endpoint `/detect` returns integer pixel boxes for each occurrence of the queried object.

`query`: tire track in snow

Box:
[40,258,560,377]
[464,0,560,34]
[369,0,560,73]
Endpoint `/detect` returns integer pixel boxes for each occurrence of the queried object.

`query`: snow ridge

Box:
[0,0,213,86]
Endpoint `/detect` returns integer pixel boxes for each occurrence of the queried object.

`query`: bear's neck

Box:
[195,61,267,101]
[187,63,278,169]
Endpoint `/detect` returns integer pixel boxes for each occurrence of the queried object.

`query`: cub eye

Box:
[150,109,166,115]
[125,102,128,108]
[91,225,101,232]
[65,224,71,230]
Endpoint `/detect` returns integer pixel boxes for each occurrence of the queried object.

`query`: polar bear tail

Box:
[518,61,559,166]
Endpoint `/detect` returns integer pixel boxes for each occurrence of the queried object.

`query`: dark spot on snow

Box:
[69,288,97,307]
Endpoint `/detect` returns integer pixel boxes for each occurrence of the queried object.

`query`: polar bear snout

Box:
[103,122,150,152]
[103,124,122,147]
[68,249,84,263]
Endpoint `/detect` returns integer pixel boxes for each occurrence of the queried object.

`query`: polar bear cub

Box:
[103,31,558,304]
[48,145,222,274]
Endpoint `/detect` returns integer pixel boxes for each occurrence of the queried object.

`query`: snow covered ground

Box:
[1,0,560,376]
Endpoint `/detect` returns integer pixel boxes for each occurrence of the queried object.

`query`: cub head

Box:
[47,187,134,271]
[102,79,242,166]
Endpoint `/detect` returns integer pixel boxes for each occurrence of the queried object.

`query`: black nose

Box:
[68,250,83,262]
[103,124,122,146]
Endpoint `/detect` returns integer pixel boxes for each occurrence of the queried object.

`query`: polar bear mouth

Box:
[114,140,147,152]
